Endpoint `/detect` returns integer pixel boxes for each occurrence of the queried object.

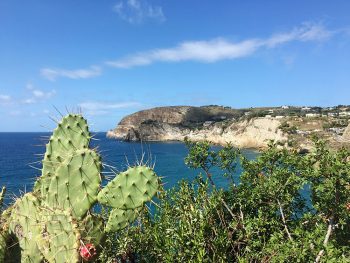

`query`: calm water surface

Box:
[0,132,258,205]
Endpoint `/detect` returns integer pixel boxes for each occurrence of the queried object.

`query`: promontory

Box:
[107,105,350,150]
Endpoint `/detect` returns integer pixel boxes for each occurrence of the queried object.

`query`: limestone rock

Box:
[107,106,287,149]
[343,123,350,140]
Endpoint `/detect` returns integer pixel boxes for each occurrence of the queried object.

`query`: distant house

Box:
[301,107,311,111]
[268,109,274,113]
[306,113,321,118]
[244,112,251,116]
[328,112,337,117]
[339,111,350,116]
[281,105,289,109]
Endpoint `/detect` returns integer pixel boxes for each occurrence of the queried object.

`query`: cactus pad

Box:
[44,148,102,219]
[36,114,91,196]
[98,166,159,209]
[37,209,81,263]
[105,208,140,232]
[8,193,43,263]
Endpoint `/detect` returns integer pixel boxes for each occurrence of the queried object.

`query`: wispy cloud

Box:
[113,0,165,24]
[79,101,142,115]
[106,23,334,68]
[23,83,56,104]
[0,94,12,105]
[40,66,101,81]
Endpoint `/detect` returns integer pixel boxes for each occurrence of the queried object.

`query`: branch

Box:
[315,218,334,263]
[204,169,235,218]
[239,203,246,230]
[277,199,293,241]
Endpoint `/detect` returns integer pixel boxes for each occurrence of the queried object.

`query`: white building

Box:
[301,107,311,111]
[328,112,337,117]
[306,113,321,118]
[339,111,350,116]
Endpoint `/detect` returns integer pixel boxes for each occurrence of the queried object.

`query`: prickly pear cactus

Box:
[98,166,159,209]
[37,209,80,263]
[1,113,162,263]
[44,148,102,219]
[8,193,43,263]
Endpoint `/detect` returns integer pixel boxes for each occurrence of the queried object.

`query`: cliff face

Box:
[111,106,192,141]
[343,123,350,141]
[107,106,287,149]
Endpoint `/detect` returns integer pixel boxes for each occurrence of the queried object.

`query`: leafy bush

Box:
[99,139,350,262]
[279,121,297,134]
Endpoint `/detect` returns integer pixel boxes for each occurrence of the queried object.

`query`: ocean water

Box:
[0,132,258,205]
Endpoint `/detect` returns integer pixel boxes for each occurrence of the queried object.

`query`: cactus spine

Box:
[1,113,161,262]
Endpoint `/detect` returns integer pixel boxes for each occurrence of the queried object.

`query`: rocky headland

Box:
[107,105,350,150]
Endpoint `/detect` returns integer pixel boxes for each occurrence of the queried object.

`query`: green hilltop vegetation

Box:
[180,105,350,131]
[1,113,350,262]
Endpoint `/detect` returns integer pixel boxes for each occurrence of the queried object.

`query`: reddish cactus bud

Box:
[80,243,96,261]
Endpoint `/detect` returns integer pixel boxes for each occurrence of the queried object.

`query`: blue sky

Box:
[0,1,350,131]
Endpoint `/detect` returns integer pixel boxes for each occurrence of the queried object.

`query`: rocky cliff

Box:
[343,123,350,141]
[107,106,287,149]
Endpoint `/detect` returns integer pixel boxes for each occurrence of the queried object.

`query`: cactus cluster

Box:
[0,114,161,262]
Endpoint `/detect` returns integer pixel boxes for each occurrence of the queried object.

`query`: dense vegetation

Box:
[1,113,349,262]
[99,138,350,262]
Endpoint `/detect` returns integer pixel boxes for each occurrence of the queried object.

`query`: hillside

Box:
[107,105,350,150]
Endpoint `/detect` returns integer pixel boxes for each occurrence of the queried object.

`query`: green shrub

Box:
[99,139,350,262]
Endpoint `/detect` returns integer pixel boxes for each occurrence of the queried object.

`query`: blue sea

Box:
[0,132,258,205]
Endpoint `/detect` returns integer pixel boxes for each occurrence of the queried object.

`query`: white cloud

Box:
[0,94,11,102]
[79,101,142,115]
[113,0,165,24]
[22,98,37,104]
[79,101,141,110]
[23,83,56,104]
[40,66,101,81]
[0,94,12,106]
[106,23,333,68]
